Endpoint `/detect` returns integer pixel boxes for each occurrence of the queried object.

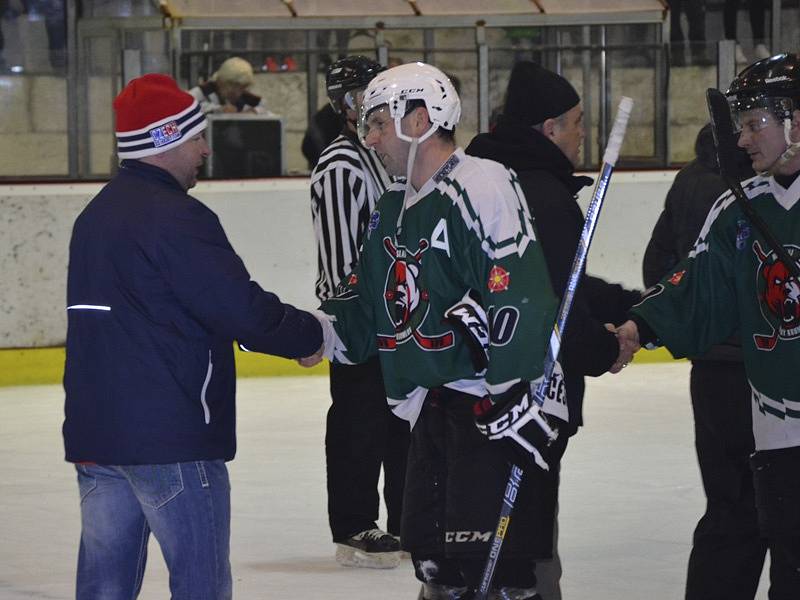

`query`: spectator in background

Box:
[189,56,268,114]
[668,0,710,66]
[0,0,7,72]
[317,29,350,72]
[28,0,66,71]
[642,124,767,600]
[724,0,770,64]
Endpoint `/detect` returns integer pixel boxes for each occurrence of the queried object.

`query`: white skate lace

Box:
[356,528,388,541]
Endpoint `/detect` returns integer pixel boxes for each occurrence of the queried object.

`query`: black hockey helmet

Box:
[326,55,385,114]
[726,53,800,127]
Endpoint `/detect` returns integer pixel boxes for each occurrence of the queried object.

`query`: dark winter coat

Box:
[63,160,322,465]
[467,115,641,435]
[302,103,343,170]
[642,125,751,362]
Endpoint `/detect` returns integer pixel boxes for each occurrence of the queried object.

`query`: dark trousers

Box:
[669,0,707,44]
[326,356,410,542]
[724,0,767,43]
[750,446,800,600]
[685,360,766,600]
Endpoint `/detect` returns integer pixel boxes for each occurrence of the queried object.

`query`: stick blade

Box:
[706,88,741,181]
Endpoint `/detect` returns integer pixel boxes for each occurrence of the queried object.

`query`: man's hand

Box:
[297,344,325,368]
[607,320,641,373]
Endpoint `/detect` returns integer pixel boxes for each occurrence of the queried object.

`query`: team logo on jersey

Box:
[378,237,454,352]
[367,211,380,239]
[736,219,752,250]
[752,240,800,351]
[347,273,358,286]
[668,270,685,286]
[487,265,510,293]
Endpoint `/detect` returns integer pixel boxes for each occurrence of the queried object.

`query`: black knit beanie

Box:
[503,61,580,127]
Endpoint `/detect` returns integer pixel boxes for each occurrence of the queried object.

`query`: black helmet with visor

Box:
[326,55,385,115]
[725,53,800,133]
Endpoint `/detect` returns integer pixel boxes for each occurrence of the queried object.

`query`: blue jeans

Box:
[75,461,232,600]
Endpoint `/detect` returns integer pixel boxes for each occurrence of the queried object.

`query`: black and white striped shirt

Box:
[311,132,391,301]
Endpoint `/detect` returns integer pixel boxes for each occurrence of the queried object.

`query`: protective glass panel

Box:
[180,29,314,175]
[0,1,68,176]
[668,39,718,164]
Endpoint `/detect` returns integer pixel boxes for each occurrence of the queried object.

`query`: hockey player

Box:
[311,55,409,569]
[302,61,570,599]
[643,124,767,600]
[617,53,800,598]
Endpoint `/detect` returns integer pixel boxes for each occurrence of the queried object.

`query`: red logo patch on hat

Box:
[668,270,685,286]
[487,265,510,293]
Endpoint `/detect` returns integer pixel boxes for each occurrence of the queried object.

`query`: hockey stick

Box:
[706,88,800,280]
[475,96,634,600]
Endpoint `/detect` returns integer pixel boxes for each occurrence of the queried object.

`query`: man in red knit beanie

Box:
[64,73,328,599]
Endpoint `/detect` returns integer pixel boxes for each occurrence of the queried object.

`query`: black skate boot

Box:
[335,528,401,568]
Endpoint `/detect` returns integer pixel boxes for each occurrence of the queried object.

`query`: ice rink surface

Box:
[0,362,769,599]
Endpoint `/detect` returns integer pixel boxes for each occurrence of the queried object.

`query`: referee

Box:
[310,55,410,569]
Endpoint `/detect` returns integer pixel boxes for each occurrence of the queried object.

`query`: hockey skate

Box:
[335,528,401,569]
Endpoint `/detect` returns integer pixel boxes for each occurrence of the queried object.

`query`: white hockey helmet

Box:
[358,62,461,145]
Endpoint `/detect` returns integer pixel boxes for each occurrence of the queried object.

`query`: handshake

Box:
[605,320,642,374]
[474,319,644,472]
[297,343,325,368]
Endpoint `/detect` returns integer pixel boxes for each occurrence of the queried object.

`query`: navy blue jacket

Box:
[63,160,322,464]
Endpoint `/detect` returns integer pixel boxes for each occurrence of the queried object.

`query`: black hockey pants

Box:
[326,356,410,542]
[402,386,566,590]
[685,360,767,600]
[750,445,800,599]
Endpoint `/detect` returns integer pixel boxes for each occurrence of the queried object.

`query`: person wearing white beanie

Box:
[189,56,267,114]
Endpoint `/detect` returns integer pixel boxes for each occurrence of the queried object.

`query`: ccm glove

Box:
[474,370,567,471]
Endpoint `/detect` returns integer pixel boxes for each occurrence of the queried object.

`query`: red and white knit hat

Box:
[113,73,207,159]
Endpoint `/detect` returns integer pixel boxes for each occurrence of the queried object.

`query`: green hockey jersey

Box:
[319,149,561,426]
[632,174,800,451]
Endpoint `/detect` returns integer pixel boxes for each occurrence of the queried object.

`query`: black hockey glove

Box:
[443,290,489,373]
[473,377,565,472]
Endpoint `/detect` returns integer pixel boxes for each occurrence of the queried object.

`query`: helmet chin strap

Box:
[395,137,419,236]
[394,112,437,235]
[766,118,800,175]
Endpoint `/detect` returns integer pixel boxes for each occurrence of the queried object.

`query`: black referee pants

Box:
[326,356,410,542]
[685,360,766,600]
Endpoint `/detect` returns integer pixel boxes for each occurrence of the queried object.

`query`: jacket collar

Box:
[119,159,185,192]
[467,114,592,195]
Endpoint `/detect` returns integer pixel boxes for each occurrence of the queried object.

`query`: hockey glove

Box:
[473,376,565,472]
[443,290,489,373]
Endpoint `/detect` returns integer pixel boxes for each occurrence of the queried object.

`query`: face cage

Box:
[728,93,796,133]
